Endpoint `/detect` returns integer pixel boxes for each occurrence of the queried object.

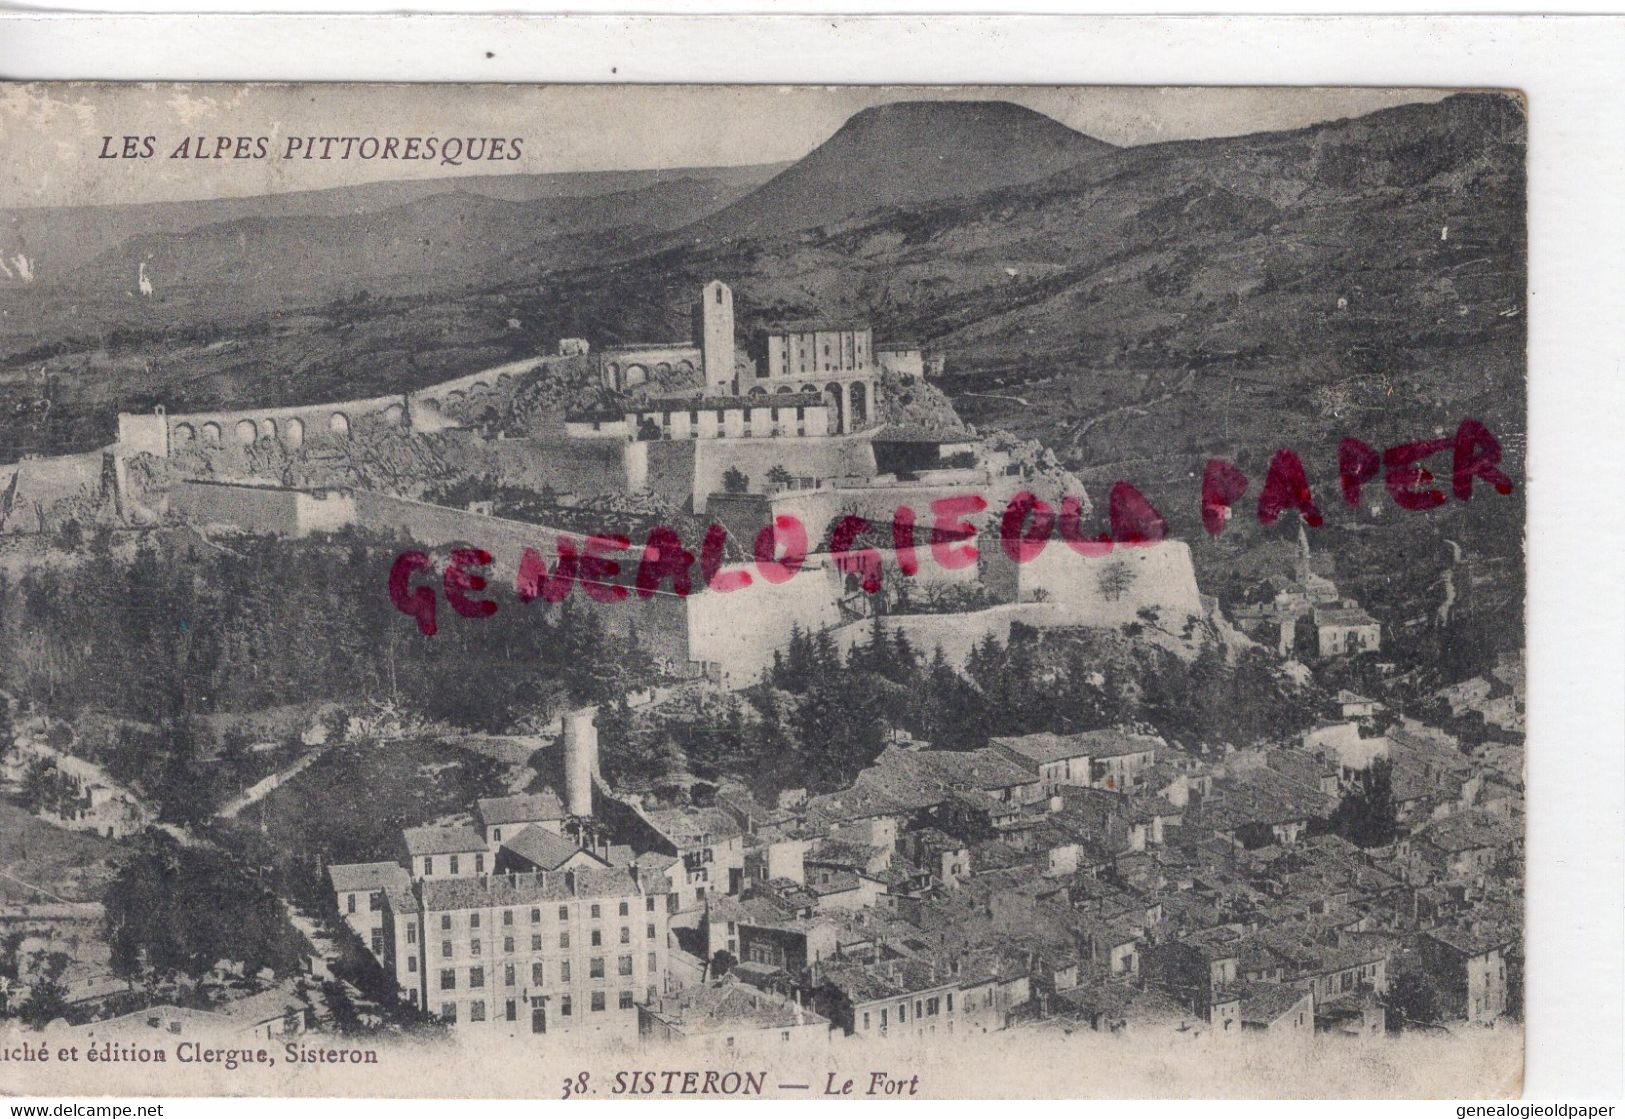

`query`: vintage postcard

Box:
[0,82,1525,1098]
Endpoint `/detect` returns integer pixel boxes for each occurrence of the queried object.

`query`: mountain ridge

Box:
[677,100,1116,243]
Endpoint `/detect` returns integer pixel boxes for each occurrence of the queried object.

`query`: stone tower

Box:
[697,280,735,393]
[560,707,599,819]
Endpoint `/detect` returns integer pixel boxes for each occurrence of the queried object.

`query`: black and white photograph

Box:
[0,79,1533,1098]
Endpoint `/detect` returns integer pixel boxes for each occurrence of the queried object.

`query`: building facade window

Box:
[590,958,605,979]
[619,991,635,1010]
[591,992,606,1012]
[469,966,484,989]
[440,969,456,991]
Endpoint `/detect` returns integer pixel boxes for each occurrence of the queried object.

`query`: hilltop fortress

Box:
[3,279,1207,687]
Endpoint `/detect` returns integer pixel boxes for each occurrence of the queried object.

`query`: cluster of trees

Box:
[0,533,641,821]
[0,940,71,1028]
[18,758,83,818]
[221,736,507,912]
[600,611,1325,799]
[104,831,305,984]
[1326,758,1400,848]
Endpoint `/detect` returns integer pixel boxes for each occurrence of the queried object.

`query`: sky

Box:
[0,83,1454,209]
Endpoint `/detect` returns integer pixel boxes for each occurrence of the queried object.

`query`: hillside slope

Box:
[0,163,782,292]
[680,100,1115,241]
[1,94,1524,487]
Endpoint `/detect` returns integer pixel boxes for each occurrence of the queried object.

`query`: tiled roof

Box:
[1424,921,1518,958]
[764,320,872,335]
[1070,728,1166,760]
[643,977,824,1034]
[807,838,883,870]
[817,958,955,1004]
[1236,981,1310,1026]
[501,825,605,872]
[215,985,307,1028]
[420,866,666,912]
[477,791,566,827]
[644,806,744,846]
[802,785,914,824]
[1417,811,1520,854]
[327,861,410,894]
[402,825,486,857]
[1314,606,1379,627]
[992,732,1097,767]
[807,869,865,896]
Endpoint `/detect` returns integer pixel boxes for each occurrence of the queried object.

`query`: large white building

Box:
[411,866,672,1039]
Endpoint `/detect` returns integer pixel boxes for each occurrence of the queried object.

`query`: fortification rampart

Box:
[1001,537,1205,624]
[108,354,560,497]
[0,449,115,534]
[826,546,1205,670]
[689,433,880,511]
[684,561,848,688]
[350,491,693,667]
[169,480,359,539]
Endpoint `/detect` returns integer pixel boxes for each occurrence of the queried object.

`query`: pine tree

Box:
[781,625,812,693]
[860,611,891,680]
[890,629,918,681]
[811,629,840,679]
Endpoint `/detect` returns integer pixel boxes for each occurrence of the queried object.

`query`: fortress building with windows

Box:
[588,281,881,438]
